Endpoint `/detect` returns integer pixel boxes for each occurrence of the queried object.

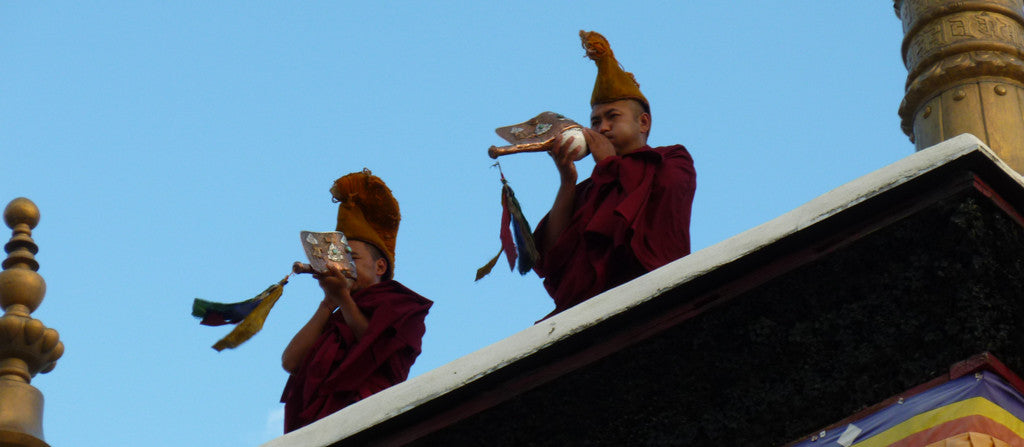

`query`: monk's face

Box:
[348,239,387,291]
[590,99,650,155]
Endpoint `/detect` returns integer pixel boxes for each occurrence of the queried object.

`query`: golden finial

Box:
[4,198,40,231]
[1,198,44,313]
[895,0,1024,173]
[0,197,64,445]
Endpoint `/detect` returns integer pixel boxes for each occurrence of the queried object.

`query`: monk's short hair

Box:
[628,98,650,117]
[364,242,384,262]
[362,241,390,274]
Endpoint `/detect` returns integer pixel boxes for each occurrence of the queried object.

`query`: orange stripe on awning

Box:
[888,415,1024,447]
[924,431,1011,447]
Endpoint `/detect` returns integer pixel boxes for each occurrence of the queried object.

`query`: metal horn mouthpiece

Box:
[292,262,315,275]
[487,140,554,159]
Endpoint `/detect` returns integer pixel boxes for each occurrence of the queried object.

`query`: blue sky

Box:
[3,2,909,445]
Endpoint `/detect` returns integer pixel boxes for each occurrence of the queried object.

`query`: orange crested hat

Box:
[330,169,400,280]
[580,30,649,113]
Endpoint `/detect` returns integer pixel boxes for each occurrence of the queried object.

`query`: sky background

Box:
[3,2,911,446]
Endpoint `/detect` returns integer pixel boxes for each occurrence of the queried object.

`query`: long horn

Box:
[487,139,555,159]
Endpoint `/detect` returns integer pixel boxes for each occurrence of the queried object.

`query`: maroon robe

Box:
[281,280,432,432]
[533,144,696,319]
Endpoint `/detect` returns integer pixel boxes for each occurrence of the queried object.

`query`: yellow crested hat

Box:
[330,169,400,280]
[580,30,649,112]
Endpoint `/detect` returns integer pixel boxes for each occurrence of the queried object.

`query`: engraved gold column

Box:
[896,0,1024,173]
[0,198,63,447]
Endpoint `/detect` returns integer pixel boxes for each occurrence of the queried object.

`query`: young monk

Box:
[281,170,432,432]
[534,30,697,319]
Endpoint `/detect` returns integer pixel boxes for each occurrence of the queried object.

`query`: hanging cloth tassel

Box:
[505,180,539,273]
[476,163,539,280]
[192,275,289,351]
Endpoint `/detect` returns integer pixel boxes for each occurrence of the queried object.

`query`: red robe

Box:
[281,280,432,432]
[533,144,696,319]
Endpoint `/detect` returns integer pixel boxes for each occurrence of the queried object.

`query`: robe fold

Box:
[281,280,432,432]
[534,144,696,318]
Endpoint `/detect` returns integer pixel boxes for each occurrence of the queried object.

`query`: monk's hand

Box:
[582,128,616,163]
[549,133,578,187]
[313,263,354,309]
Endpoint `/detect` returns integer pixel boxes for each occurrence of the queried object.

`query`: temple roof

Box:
[265,134,1024,446]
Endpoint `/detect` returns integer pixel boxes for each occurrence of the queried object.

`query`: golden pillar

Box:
[0,198,63,447]
[896,0,1024,172]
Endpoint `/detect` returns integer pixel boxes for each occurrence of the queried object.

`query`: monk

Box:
[281,170,432,433]
[533,31,696,319]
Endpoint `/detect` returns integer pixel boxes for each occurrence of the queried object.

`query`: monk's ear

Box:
[374,257,388,277]
[638,111,651,134]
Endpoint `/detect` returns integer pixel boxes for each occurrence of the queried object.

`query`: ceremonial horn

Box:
[487,112,588,160]
[488,140,554,158]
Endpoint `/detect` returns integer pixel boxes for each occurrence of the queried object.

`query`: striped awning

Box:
[790,371,1024,446]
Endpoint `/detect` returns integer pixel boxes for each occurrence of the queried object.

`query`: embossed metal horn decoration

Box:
[895,0,1024,173]
[0,197,63,446]
[487,111,589,160]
